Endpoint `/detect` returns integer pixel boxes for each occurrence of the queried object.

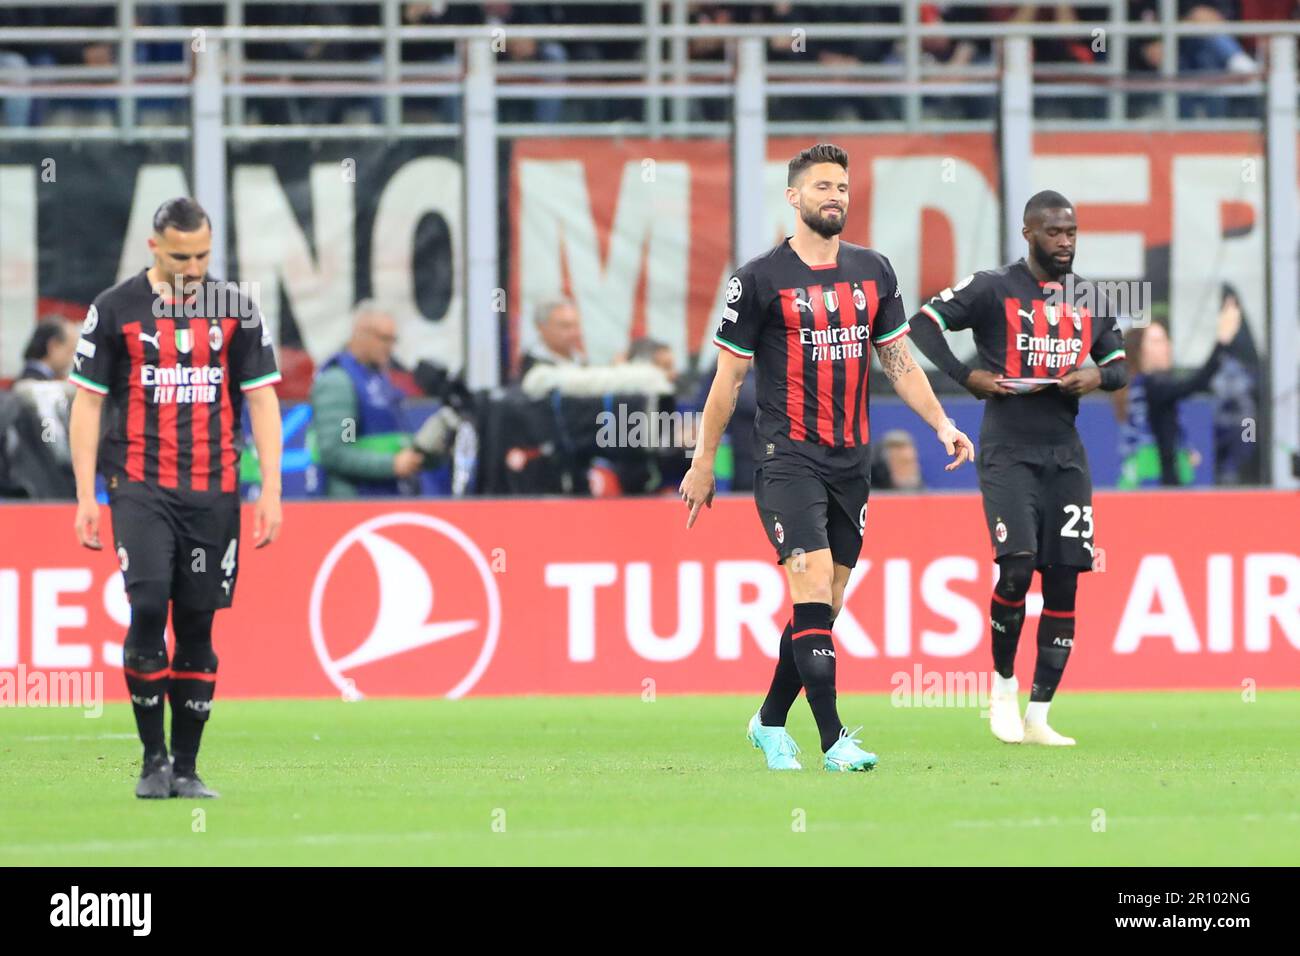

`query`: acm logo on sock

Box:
[308,513,501,699]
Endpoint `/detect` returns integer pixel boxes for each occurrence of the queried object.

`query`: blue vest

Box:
[321,351,408,496]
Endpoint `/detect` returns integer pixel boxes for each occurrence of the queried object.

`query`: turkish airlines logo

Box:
[309,514,501,699]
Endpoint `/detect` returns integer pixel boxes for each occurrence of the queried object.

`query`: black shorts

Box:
[107,482,242,610]
[977,440,1096,571]
[753,458,869,568]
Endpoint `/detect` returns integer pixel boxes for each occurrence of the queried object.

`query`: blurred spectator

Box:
[403,1,484,122]
[557,2,644,122]
[762,3,903,122]
[19,318,78,381]
[684,3,759,122]
[25,4,118,125]
[1,318,78,498]
[311,301,424,497]
[245,3,381,125]
[518,299,586,379]
[0,6,36,127]
[485,2,568,124]
[991,4,1109,119]
[919,3,994,119]
[626,336,677,385]
[1209,285,1262,485]
[1129,1,1259,119]
[1118,294,1242,488]
[1237,0,1300,57]
[871,429,925,491]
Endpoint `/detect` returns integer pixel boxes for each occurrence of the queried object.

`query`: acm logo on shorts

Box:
[309,513,501,700]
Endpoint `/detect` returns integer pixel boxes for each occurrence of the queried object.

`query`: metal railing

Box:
[0,1,1296,138]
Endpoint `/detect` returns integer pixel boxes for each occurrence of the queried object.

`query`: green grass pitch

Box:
[2,691,1297,866]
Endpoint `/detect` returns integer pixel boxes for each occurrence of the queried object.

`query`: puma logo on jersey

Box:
[792,297,813,312]
[139,331,160,348]
[1017,308,1034,322]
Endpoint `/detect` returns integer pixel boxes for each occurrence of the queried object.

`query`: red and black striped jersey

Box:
[69,270,281,494]
[713,238,909,473]
[917,258,1126,442]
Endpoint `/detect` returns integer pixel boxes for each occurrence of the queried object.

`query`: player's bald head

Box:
[1023,190,1073,227]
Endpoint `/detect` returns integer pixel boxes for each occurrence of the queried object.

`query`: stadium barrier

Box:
[2,489,1297,700]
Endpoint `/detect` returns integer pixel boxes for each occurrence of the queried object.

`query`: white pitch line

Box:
[17,733,140,742]
[0,831,451,856]
[950,812,1300,829]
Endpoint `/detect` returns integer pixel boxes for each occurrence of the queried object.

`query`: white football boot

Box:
[1022,722,1076,746]
[1022,700,1075,745]
[988,674,1024,743]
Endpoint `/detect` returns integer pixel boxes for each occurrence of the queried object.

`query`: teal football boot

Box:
[823,726,877,772]
[746,712,802,770]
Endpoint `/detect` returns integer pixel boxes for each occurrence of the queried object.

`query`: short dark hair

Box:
[1023,190,1073,225]
[788,143,849,187]
[627,337,669,363]
[23,318,68,362]
[153,197,210,234]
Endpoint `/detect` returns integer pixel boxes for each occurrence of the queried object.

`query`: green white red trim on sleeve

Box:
[713,333,754,359]
[1097,349,1125,366]
[240,371,282,392]
[919,303,948,331]
[69,371,109,395]
[872,322,911,346]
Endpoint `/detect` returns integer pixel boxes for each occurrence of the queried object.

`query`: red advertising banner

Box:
[510,132,1288,374]
[2,490,1298,700]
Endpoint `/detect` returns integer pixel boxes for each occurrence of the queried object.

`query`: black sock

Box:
[168,677,214,777]
[1032,566,1078,701]
[1030,614,1075,701]
[122,585,171,763]
[170,607,218,777]
[790,602,842,752]
[991,556,1034,679]
[123,649,169,762]
[759,620,801,726]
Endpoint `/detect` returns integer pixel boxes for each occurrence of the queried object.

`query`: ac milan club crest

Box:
[853,286,866,311]
[209,323,224,352]
[995,519,1008,543]
[774,520,785,545]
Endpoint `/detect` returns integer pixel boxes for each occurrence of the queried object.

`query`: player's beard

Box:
[168,272,207,299]
[801,200,846,239]
[1031,241,1072,279]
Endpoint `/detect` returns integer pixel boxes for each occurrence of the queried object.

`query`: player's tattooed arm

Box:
[877,336,919,384]
[878,336,975,470]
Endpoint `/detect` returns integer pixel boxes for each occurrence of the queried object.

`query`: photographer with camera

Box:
[310,301,459,497]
